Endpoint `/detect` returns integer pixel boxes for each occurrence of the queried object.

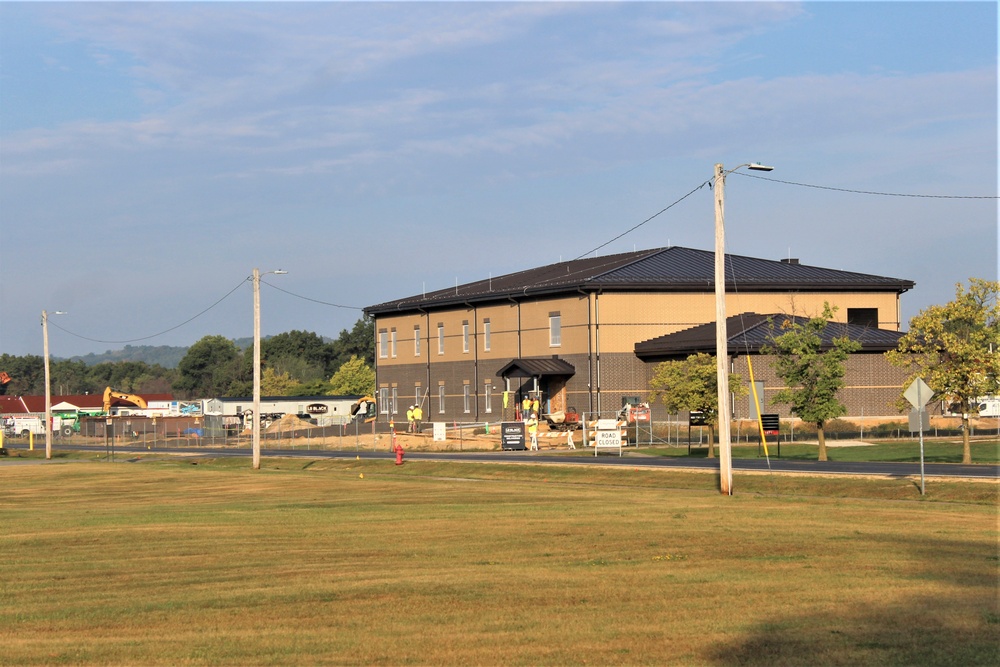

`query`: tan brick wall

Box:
[596,291,902,353]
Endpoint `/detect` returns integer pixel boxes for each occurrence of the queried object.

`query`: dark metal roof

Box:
[365,246,914,316]
[634,313,906,360]
[496,357,576,378]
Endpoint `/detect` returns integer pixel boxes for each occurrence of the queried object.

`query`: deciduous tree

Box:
[649,352,746,458]
[174,335,240,398]
[766,305,861,462]
[887,278,1000,464]
[328,355,376,397]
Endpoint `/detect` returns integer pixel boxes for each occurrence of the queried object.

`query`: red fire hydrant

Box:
[394,442,405,465]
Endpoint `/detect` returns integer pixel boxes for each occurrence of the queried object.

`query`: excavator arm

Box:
[103,387,148,413]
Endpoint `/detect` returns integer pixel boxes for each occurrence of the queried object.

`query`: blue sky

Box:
[1,1,996,359]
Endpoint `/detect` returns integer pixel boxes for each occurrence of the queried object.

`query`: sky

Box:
[1,1,996,360]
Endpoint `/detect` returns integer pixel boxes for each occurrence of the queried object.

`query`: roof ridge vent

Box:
[780,258,800,265]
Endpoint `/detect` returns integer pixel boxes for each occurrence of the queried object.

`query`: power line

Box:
[261,280,364,310]
[570,180,711,261]
[734,171,998,199]
[48,278,249,345]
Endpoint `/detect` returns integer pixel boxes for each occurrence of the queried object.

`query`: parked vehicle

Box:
[3,416,45,438]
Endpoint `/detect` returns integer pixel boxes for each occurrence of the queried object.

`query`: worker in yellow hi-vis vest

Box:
[521,395,531,421]
[527,414,539,451]
[412,404,423,433]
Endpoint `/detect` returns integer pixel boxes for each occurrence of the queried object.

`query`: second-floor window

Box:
[483,319,491,352]
[390,328,397,358]
[379,330,388,358]
[549,313,561,347]
[438,324,445,355]
[414,326,421,356]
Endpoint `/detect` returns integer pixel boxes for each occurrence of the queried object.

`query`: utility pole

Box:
[42,309,65,460]
[713,164,734,495]
[251,268,286,470]
[252,268,262,470]
[713,162,773,495]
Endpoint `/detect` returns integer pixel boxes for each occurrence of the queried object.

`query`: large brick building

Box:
[363,246,914,422]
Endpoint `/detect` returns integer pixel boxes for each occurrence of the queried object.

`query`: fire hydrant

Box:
[394,442,405,465]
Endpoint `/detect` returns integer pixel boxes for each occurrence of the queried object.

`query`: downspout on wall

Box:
[595,290,602,414]
[578,287,595,414]
[417,307,431,411]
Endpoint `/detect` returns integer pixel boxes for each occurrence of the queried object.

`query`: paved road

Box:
[4,442,997,480]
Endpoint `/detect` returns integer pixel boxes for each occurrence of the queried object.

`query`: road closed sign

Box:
[595,429,621,448]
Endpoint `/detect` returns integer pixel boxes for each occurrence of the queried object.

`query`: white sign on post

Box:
[904,377,934,408]
[903,377,933,496]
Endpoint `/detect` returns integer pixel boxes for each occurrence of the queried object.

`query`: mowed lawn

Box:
[1,458,997,666]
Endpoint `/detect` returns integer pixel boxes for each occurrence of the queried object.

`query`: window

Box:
[390,328,397,358]
[415,386,422,406]
[484,384,492,413]
[438,385,446,414]
[391,388,398,415]
[847,308,879,328]
[483,319,491,352]
[549,312,561,347]
[379,387,389,414]
[414,325,421,356]
[463,321,470,353]
[438,324,445,355]
[379,329,388,358]
[463,384,471,413]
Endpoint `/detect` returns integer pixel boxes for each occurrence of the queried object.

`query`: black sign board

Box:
[761,413,780,435]
[501,421,526,450]
[689,411,707,426]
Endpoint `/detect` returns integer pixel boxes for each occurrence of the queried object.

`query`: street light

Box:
[252,268,287,470]
[41,309,66,460]
[713,162,773,495]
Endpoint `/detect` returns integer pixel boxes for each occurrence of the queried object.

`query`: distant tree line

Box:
[0,318,375,400]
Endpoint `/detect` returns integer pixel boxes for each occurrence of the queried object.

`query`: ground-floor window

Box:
[438,385,446,414]
[484,384,492,413]
[463,384,471,413]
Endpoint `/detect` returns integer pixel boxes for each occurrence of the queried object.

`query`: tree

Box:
[328,355,376,397]
[262,330,336,379]
[261,367,301,396]
[0,354,44,395]
[174,335,241,398]
[331,318,375,369]
[765,305,861,462]
[887,278,1000,464]
[649,352,746,459]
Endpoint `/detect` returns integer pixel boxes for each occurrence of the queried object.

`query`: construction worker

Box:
[527,413,539,451]
[521,395,531,421]
[531,395,540,416]
[406,405,415,433]
[412,403,423,433]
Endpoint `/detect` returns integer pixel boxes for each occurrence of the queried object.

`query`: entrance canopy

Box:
[496,357,575,379]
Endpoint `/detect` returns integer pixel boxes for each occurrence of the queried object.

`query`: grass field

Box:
[1,455,997,666]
